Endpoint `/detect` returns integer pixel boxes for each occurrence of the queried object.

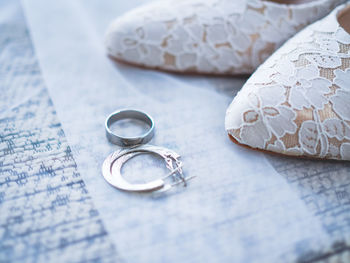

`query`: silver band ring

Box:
[105,109,155,147]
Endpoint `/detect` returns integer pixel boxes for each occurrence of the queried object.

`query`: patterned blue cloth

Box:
[0,1,117,262]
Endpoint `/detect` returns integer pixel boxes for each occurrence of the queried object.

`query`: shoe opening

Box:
[338,4,350,34]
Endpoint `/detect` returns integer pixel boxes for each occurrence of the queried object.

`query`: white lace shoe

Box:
[105,0,345,75]
[225,2,350,160]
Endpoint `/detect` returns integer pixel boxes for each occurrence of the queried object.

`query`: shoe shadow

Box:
[108,56,248,100]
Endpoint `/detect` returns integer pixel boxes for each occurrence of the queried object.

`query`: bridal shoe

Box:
[105,0,345,75]
[225,2,350,160]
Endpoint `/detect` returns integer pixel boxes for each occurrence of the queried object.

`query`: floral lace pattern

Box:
[105,0,345,75]
[225,3,350,160]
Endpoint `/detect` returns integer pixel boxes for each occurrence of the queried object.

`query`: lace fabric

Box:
[225,2,350,160]
[105,0,345,75]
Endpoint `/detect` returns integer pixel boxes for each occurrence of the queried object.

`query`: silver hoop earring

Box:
[102,144,194,193]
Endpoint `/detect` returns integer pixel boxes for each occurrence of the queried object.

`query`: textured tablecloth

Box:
[0,1,117,262]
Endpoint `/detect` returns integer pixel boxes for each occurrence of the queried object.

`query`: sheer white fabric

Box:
[225,3,350,160]
[105,0,345,74]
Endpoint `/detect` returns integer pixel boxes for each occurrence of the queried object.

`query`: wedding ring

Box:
[105,109,155,147]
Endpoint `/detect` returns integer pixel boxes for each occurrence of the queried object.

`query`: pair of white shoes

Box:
[105,0,350,161]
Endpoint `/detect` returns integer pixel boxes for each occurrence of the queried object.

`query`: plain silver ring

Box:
[105,109,155,147]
